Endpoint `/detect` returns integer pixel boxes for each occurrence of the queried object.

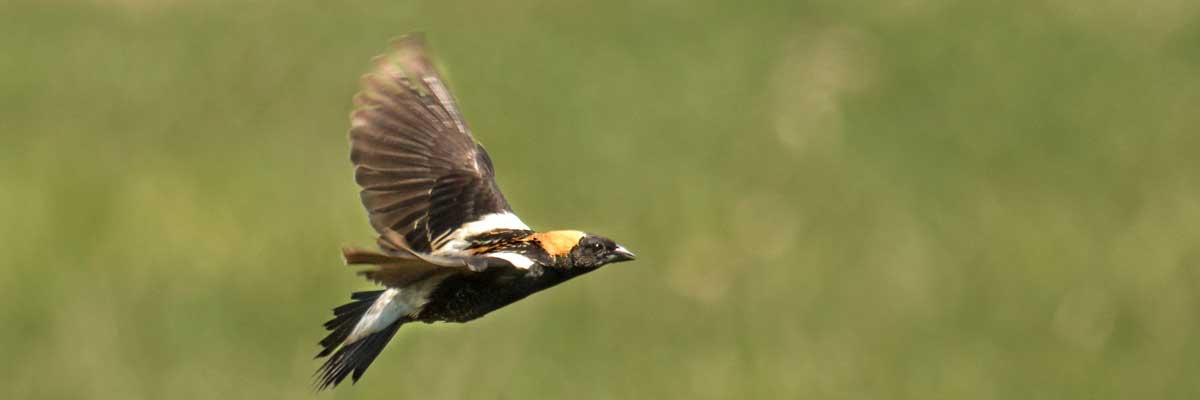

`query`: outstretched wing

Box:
[350,34,527,255]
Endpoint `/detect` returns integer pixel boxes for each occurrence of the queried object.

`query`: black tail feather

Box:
[314,290,407,390]
[351,289,384,300]
[316,290,383,358]
[314,318,405,390]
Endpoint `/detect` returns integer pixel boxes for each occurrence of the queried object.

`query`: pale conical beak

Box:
[610,245,636,263]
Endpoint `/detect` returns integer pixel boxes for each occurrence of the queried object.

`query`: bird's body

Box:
[313,35,634,390]
[417,254,596,323]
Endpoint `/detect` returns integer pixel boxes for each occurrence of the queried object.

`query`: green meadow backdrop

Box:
[3,0,1200,398]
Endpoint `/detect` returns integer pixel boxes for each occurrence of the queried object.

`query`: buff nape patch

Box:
[531,230,586,257]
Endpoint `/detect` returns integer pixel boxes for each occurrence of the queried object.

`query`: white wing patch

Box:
[488,252,535,269]
[431,212,530,257]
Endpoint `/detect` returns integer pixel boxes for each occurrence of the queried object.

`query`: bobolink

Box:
[313,34,636,390]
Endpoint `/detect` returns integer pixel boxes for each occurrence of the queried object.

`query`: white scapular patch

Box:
[344,274,449,344]
[488,252,536,269]
[431,212,530,256]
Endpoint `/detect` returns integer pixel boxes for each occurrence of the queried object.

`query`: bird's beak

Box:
[610,245,636,263]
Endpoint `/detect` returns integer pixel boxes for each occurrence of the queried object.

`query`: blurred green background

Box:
[3,0,1200,398]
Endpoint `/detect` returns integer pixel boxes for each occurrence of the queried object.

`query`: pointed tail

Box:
[314,290,410,390]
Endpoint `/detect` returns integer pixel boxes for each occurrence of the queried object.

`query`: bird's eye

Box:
[591,243,604,251]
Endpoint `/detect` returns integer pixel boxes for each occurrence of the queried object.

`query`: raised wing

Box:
[350,35,525,255]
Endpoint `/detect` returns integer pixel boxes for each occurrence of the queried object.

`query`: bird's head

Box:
[568,233,636,268]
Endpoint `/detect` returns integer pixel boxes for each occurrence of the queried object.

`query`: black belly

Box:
[416,266,596,323]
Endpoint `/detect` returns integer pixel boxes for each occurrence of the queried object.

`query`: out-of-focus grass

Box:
[2,0,1200,398]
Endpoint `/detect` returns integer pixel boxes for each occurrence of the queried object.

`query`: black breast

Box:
[416,266,596,323]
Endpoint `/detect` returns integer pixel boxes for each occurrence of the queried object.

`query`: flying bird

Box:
[313,34,636,390]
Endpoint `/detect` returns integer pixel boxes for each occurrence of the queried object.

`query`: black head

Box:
[568,234,636,268]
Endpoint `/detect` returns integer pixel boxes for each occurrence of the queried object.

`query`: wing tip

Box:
[389,33,438,79]
[389,33,429,57]
[342,246,376,265]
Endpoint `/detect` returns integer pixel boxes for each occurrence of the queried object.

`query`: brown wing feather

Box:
[342,247,456,287]
[350,34,516,254]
